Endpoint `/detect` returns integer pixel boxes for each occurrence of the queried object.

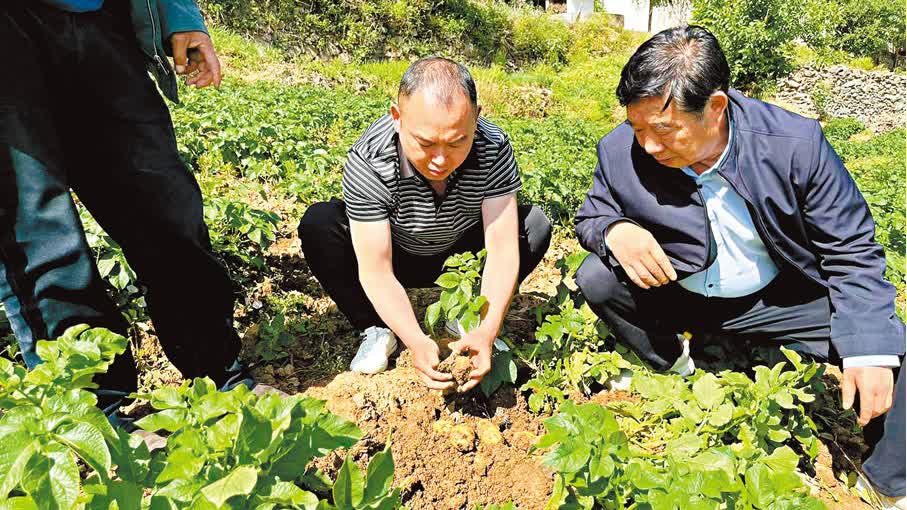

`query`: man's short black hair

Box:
[616,25,730,114]
[398,57,478,109]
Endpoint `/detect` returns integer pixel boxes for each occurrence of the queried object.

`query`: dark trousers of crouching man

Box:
[298,198,552,330]
[576,256,905,495]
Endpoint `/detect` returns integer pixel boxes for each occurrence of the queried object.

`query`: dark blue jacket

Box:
[575,89,904,359]
[128,0,208,103]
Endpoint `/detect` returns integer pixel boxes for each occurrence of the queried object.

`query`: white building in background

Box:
[556,0,691,32]
[598,0,692,33]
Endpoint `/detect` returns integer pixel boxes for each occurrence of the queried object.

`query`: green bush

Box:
[834,0,905,70]
[691,0,811,95]
[199,0,637,69]
[510,10,573,68]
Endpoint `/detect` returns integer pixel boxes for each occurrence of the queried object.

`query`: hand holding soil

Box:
[437,350,473,390]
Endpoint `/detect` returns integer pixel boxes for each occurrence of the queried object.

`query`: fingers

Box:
[417,363,453,383]
[185,36,222,88]
[171,34,189,74]
[841,370,856,411]
[651,245,677,281]
[639,253,669,286]
[418,371,455,391]
[623,265,649,290]
[858,392,875,427]
[459,378,480,392]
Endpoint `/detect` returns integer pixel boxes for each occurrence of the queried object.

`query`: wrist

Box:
[402,333,434,351]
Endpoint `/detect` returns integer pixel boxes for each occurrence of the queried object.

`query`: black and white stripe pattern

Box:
[342,114,521,256]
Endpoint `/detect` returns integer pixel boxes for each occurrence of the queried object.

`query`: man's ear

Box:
[708,91,728,122]
[390,102,402,132]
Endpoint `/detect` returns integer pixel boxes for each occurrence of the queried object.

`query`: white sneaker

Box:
[445,319,510,351]
[856,476,907,510]
[350,326,397,374]
[608,333,696,391]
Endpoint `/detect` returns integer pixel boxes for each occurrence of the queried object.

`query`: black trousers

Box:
[576,253,906,496]
[0,3,240,392]
[298,198,552,330]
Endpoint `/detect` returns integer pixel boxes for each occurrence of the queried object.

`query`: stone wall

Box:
[775,66,906,132]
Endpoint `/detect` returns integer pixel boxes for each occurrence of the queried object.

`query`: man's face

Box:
[626,93,727,169]
[391,90,478,181]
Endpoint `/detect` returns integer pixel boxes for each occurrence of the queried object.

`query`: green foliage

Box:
[510,11,573,68]
[538,348,827,509]
[424,250,517,397]
[253,310,307,363]
[424,250,489,336]
[0,325,401,509]
[79,207,147,322]
[204,196,281,270]
[809,80,833,121]
[199,0,638,70]
[199,0,512,63]
[0,326,130,508]
[517,252,629,414]
[691,0,819,95]
[330,443,402,509]
[832,0,906,69]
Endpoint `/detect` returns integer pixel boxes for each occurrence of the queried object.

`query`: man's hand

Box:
[170,31,222,88]
[605,221,677,289]
[842,366,894,426]
[448,326,496,392]
[410,336,454,391]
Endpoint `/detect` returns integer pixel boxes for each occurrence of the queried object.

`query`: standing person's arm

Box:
[449,193,520,391]
[159,0,221,87]
[350,220,453,390]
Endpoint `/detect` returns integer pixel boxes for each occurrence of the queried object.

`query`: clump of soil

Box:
[437,351,473,389]
[303,349,553,509]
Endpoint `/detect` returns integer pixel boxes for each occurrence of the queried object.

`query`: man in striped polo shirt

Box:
[299,57,551,391]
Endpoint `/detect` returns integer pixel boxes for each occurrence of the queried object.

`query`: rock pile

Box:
[775,66,905,132]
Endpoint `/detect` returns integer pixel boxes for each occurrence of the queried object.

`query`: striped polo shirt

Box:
[342,114,521,256]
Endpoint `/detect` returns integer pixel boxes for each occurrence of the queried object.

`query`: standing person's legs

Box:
[61,5,240,384]
[0,4,136,393]
[716,275,905,498]
[576,253,697,370]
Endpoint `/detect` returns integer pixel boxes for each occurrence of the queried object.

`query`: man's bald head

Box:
[398,57,478,111]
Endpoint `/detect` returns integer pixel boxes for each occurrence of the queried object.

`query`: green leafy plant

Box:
[329,443,402,510]
[424,250,517,396]
[204,196,281,270]
[537,348,827,509]
[253,310,307,363]
[79,206,147,322]
[0,325,402,509]
[424,250,488,337]
[0,325,134,509]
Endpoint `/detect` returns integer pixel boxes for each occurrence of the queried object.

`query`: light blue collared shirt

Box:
[678,121,780,298]
[678,118,898,369]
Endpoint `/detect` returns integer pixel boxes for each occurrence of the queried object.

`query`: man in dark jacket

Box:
[575,26,904,504]
[0,0,246,417]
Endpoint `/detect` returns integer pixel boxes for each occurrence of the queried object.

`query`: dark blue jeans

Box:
[577,253,906,497]
[0,2,240,394]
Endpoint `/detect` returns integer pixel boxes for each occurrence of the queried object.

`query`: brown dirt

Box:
[437,352,473,389]
[303,349,553,510]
